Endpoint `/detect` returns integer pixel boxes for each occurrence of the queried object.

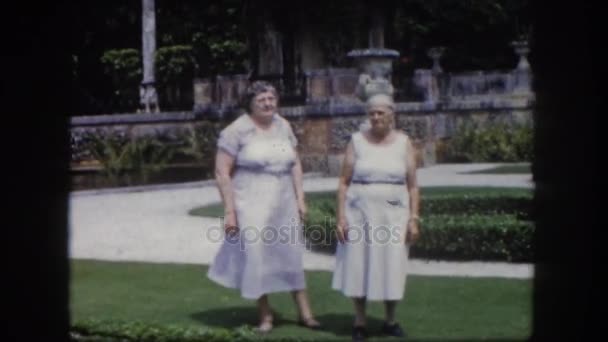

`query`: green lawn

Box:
[71,259,531,341]
[462,163,531,174]
[188,186,532,218]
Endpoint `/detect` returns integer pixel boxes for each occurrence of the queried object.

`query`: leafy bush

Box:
[422,194,531,219]
[442,122,533,162]
[101,46,199,89]
[511,124,534,161]
[192,32,248,76]
[100,49,142,88]
[302,191,534,262]
[100,49,142,109]
[84,131,176,185]
[155,45,197,85]
[303,195,337,254]
[172,122,224,164]
[71,318,321,342]
[100,45,200,110]
[411,214,534,262]
[71,319,257,342]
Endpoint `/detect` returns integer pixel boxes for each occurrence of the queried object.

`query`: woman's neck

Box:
[250,114,274,130]
[369,128,392,142]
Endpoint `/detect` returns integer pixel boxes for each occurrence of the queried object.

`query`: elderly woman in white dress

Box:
[207,81,321,333]
[332,94,421,341]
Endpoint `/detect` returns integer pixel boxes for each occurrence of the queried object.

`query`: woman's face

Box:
[250,90,277,120]
[367,105,394,135]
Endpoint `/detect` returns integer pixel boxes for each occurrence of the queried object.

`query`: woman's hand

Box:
[223,211,239,237]
[336,216,349,244]
[405,218,420,245]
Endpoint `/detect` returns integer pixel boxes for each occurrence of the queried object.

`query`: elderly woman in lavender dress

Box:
[207,81,321,333]
[332,94,421,341]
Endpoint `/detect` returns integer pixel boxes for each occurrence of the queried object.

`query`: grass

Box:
[71,259,531,341]
[188,186,532,218]
[462,163,531,174]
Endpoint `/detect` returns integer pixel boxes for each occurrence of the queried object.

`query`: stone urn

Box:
[347,48,400,101]
[511,40,531,71]
[427,47,446,74]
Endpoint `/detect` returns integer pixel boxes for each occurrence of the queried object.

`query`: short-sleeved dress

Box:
[207,113,306,299]
[332,130,412,301]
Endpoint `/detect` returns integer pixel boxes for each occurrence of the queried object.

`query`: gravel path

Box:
[69,163,534,279]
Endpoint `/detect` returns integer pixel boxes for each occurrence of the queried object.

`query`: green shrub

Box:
[192,32,248,76]
[302,192,534,262]
[173,122,224,164]
[85,131,176,185]
[303,196,337,254]
[411,214,534,262]
[423,194,531,219]
[71,318,258,342]
[100,49,142,109]
[101,46,199,89]
[100,49,142,87]
[155,45,197,86]
[511,124,534,161]
[443,122,533,162]
[71,318,321,342]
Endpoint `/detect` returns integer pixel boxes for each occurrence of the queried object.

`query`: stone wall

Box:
[70,95,533,175]
[280,97,533,173]
[70,112,222,166]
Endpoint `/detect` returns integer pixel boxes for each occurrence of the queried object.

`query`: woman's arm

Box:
[284,119,307,221]
[336,141,355,243]
[405,137,421,244]
[291,151,307,220]
[215,149,237,235]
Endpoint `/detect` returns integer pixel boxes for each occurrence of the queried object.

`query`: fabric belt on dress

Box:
[351,179,405,185]
[236,164,291,176]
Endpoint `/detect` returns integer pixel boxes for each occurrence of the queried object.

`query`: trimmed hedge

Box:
[440,123,534,162]
[411,214,533,262]
[305,190,532,218]
[302,192,534,262]
[82,131,176,185]
[422,195,531,219]
[71,319,252,342]
[70,318,320,342]
[303,197,336,254]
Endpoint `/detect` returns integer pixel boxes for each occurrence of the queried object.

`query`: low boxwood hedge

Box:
[410,214,533,262]
[71,319,264,342]
[303,191,534,262]
[70,318,323,341]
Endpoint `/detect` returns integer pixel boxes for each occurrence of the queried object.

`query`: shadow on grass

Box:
[190,307,259,328]
[314,313,386,337]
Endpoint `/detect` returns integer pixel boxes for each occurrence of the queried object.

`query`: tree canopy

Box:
[70,0,530,114]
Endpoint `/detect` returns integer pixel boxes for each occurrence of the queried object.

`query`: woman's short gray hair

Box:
[366,94,395,112]
[240,80,278,112]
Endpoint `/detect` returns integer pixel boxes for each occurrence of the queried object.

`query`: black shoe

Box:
[352,325,368,341]
[381,321,406,337]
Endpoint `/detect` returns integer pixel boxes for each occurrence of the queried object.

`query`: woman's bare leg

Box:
[353,297,367,326]
[256,295,273,332]
[291,290,321,327]
[384,300,398,324]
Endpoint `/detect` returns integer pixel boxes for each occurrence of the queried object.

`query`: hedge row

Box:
[305,191,532,218]
[422,195,531,218]
[70,319,324,342]
[303,194,534,262]
[71,319,318,342]
[438,123,533,162]
[410,214,533,262]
